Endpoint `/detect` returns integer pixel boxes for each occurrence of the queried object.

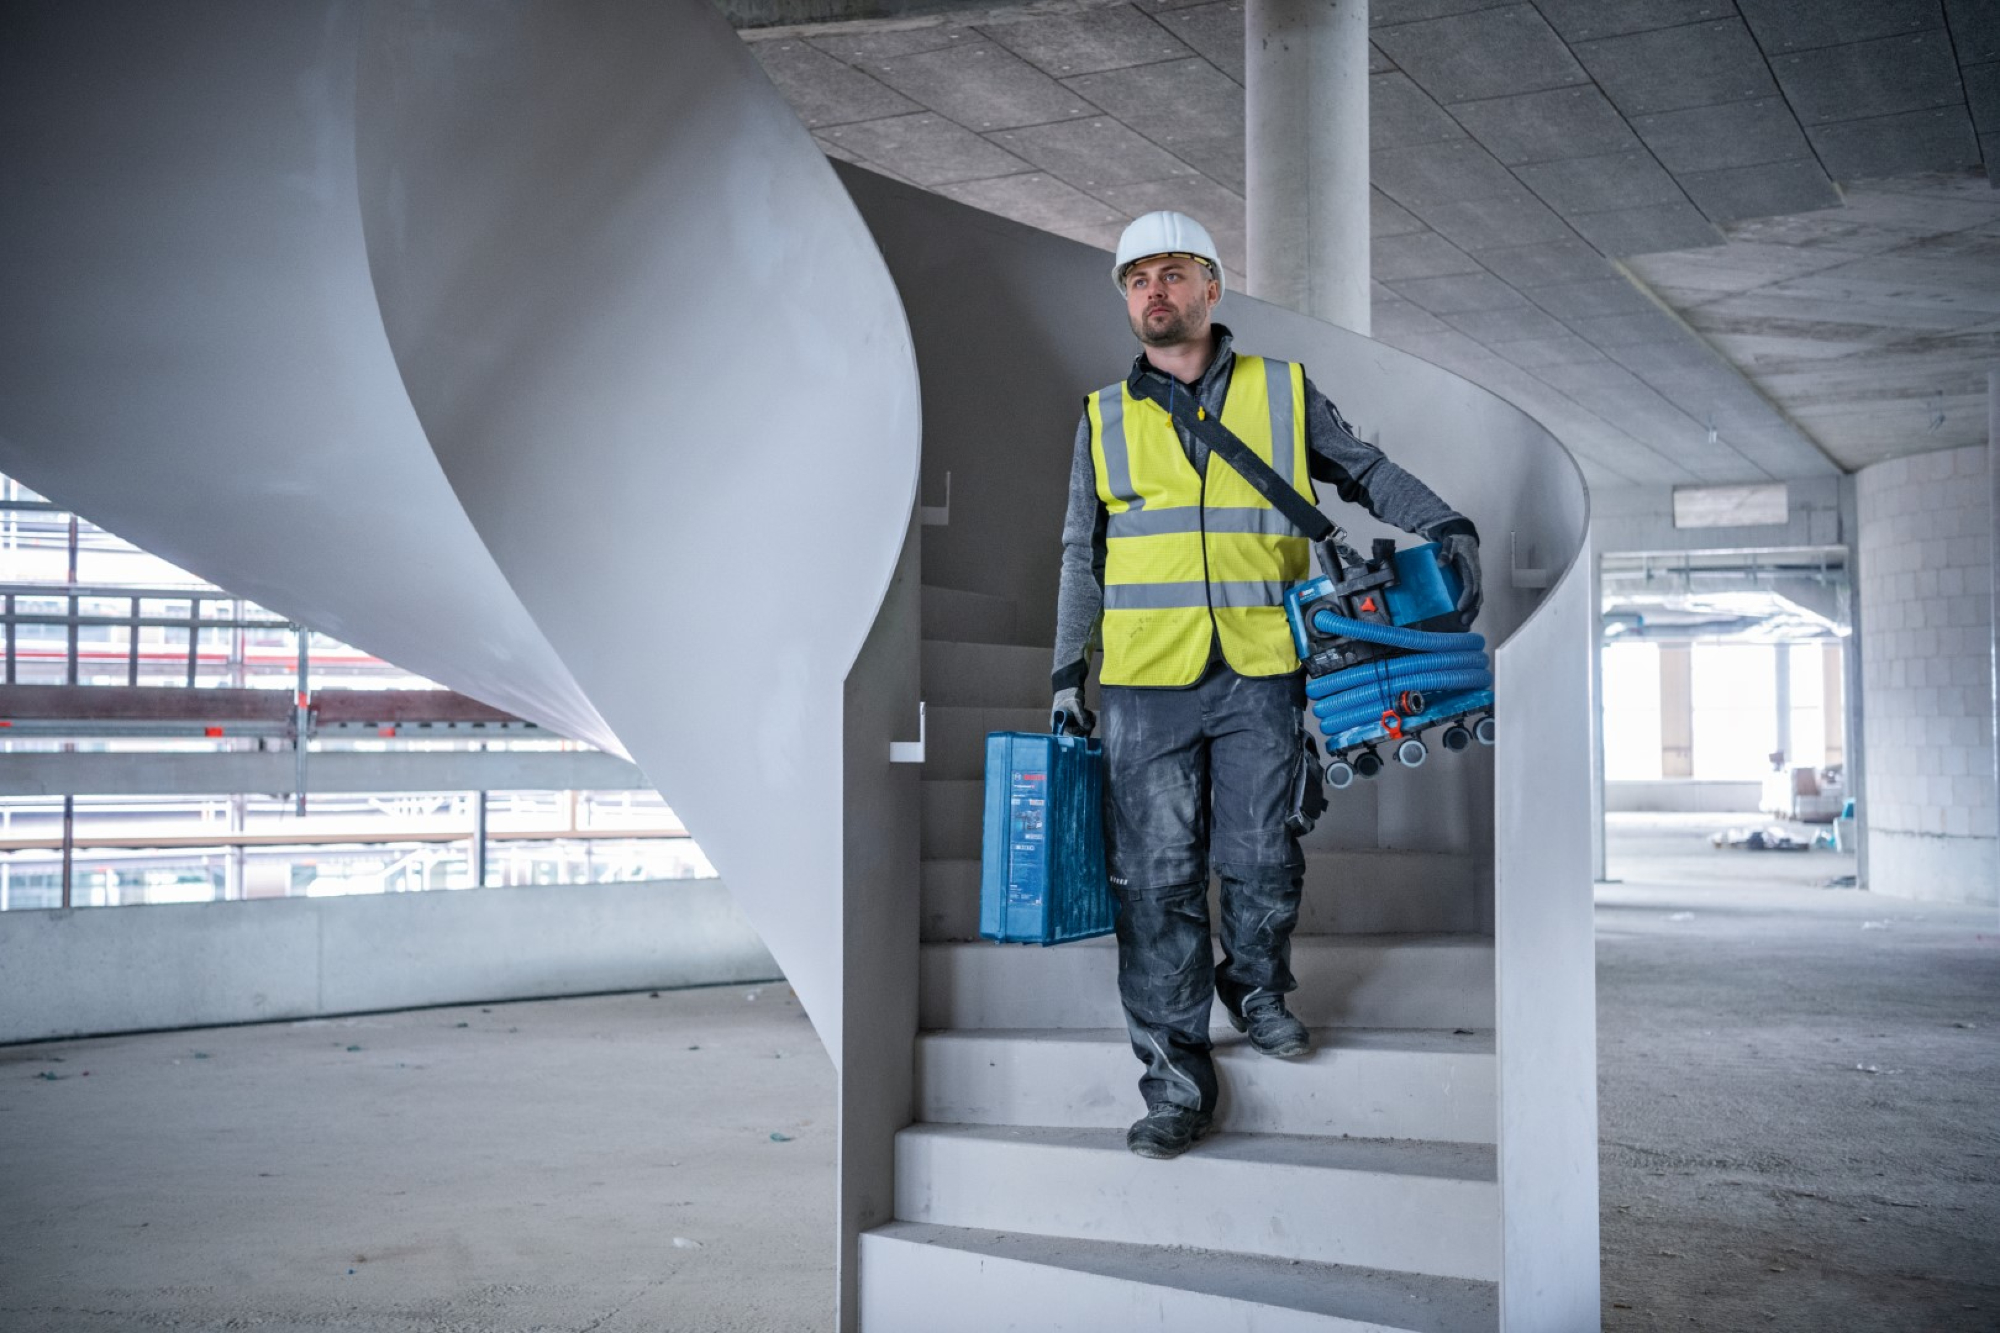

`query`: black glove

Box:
[1052,686,1096,738]
[1436,531,1482,627]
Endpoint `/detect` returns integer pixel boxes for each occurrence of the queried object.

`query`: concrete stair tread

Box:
[922,932,1495,1032]
[918,850,1485,939]
[893,1121,1499,1279]
[907,1121,1496,1182]
[921,640,1050,708]
[915,1026,1497,1143]
[935,930,1493,950]
[922,1025,1494,1052]
[863,1220,1498,1333]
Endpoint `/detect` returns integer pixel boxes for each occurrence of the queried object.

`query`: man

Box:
[1050,211,1482,1160]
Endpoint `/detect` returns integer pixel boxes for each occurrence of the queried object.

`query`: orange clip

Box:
[1381,711,1403,739]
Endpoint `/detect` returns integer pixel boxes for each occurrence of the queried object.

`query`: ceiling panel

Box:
[1374,4,1586,103]
[1372,71,1472,150]
[1532,0,1735,44]
[1424,189,1580,249]
[1374,230,1485,279]
[1948,0,2000,63]
[1574,18,1777,117]
[1147,1,1245,85]
[1628,96,1816,173]
[1473,236,1617,286]
[744,3,1989,485]
[987,116,1198,190]
[1385,270,1527,313]
[1769,29,1966,126]
[1565,200,1722,255]
[982,5,1194,75]
[751,38,919,127]
[1450,84,1641,164]
[866,35,1098,130]
[1515,149,1684,213]
[1808,106,1983,180]
[1678,159,1842,225]
[1371,137,1521,208]
[1734,0,1944,55]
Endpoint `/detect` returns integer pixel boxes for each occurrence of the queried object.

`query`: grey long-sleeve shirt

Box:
[1052,326,1475,692]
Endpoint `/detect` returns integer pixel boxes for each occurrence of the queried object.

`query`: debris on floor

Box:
[768,1132,793,1142]
[1668,911,1695,921]
[672,1236,702,1249]
[1710,825,1812,852]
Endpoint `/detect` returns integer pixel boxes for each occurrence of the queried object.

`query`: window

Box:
[1601,642,1662,780]
[1690,644,1778,779]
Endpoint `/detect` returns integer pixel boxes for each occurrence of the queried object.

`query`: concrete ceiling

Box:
[739,0,2000,490]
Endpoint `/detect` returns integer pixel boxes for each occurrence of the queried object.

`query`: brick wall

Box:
[1855,445,1997,905]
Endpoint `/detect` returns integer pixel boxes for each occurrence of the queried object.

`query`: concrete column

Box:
[1822,641,1845,766]
[1990,366,1998,916]
[1245,0,1371,334]
[1589,537,1606,880]
[1774,642,1792,767]
[1840,474,1869,889]
[1659,645,1694,777]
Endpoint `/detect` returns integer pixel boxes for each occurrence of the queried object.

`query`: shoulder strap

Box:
[1125,373,1335,543]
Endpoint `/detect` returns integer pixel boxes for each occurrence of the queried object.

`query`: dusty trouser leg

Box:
[1101,683,1216,1114]
[1112,881,1219,1113]
[1204,670,1307,1017]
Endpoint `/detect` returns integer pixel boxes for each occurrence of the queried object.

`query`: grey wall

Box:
[1590,477,1844,556]
[0,878,777,1045]
[837,516,923,1333]
[1855,445,1998,905]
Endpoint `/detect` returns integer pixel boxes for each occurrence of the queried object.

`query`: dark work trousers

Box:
[1101,664,1307,1115]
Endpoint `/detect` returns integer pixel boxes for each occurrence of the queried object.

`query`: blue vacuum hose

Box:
[1305,611,1492,739]
[1309,609,1485,654]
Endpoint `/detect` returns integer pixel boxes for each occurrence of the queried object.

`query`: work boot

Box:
[1125,1104,1212,1159]
[1229,993,1311,1059]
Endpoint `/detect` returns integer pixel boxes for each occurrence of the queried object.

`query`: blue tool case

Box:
[979,731,1116,945]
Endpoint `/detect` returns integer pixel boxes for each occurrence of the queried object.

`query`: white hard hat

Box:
[1112,211,1224,296]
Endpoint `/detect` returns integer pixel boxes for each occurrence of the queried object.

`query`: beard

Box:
[1131,296,1210,346]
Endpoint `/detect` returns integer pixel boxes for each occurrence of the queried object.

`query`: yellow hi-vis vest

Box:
[1087,354,1316,687]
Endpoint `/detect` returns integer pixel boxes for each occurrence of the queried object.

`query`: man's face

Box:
[1122,255,1219,347]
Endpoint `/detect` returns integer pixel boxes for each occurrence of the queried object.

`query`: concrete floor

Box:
[0,983,836,1333]
[3,815,1994,1330]
[1597,813,1999,1331]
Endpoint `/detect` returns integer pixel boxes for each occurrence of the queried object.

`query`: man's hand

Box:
[1052,686,1096,738]
[1436,532,1482,627]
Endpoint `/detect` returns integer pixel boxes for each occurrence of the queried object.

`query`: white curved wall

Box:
[0,1,611,750]
[0,0,922,1054]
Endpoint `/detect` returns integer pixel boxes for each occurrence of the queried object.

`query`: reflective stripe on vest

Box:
[1087,354,1315,687]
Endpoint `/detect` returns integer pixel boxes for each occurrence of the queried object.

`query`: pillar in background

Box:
[1774,642,1793,765]
[1659,645,1694,777]
[1854,442,1997,906]
[1245,0,1371,335]
[1822,641,1846,766]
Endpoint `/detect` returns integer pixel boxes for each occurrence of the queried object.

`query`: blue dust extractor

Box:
[978,729,1116,944]
[1284,537,1495,791]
